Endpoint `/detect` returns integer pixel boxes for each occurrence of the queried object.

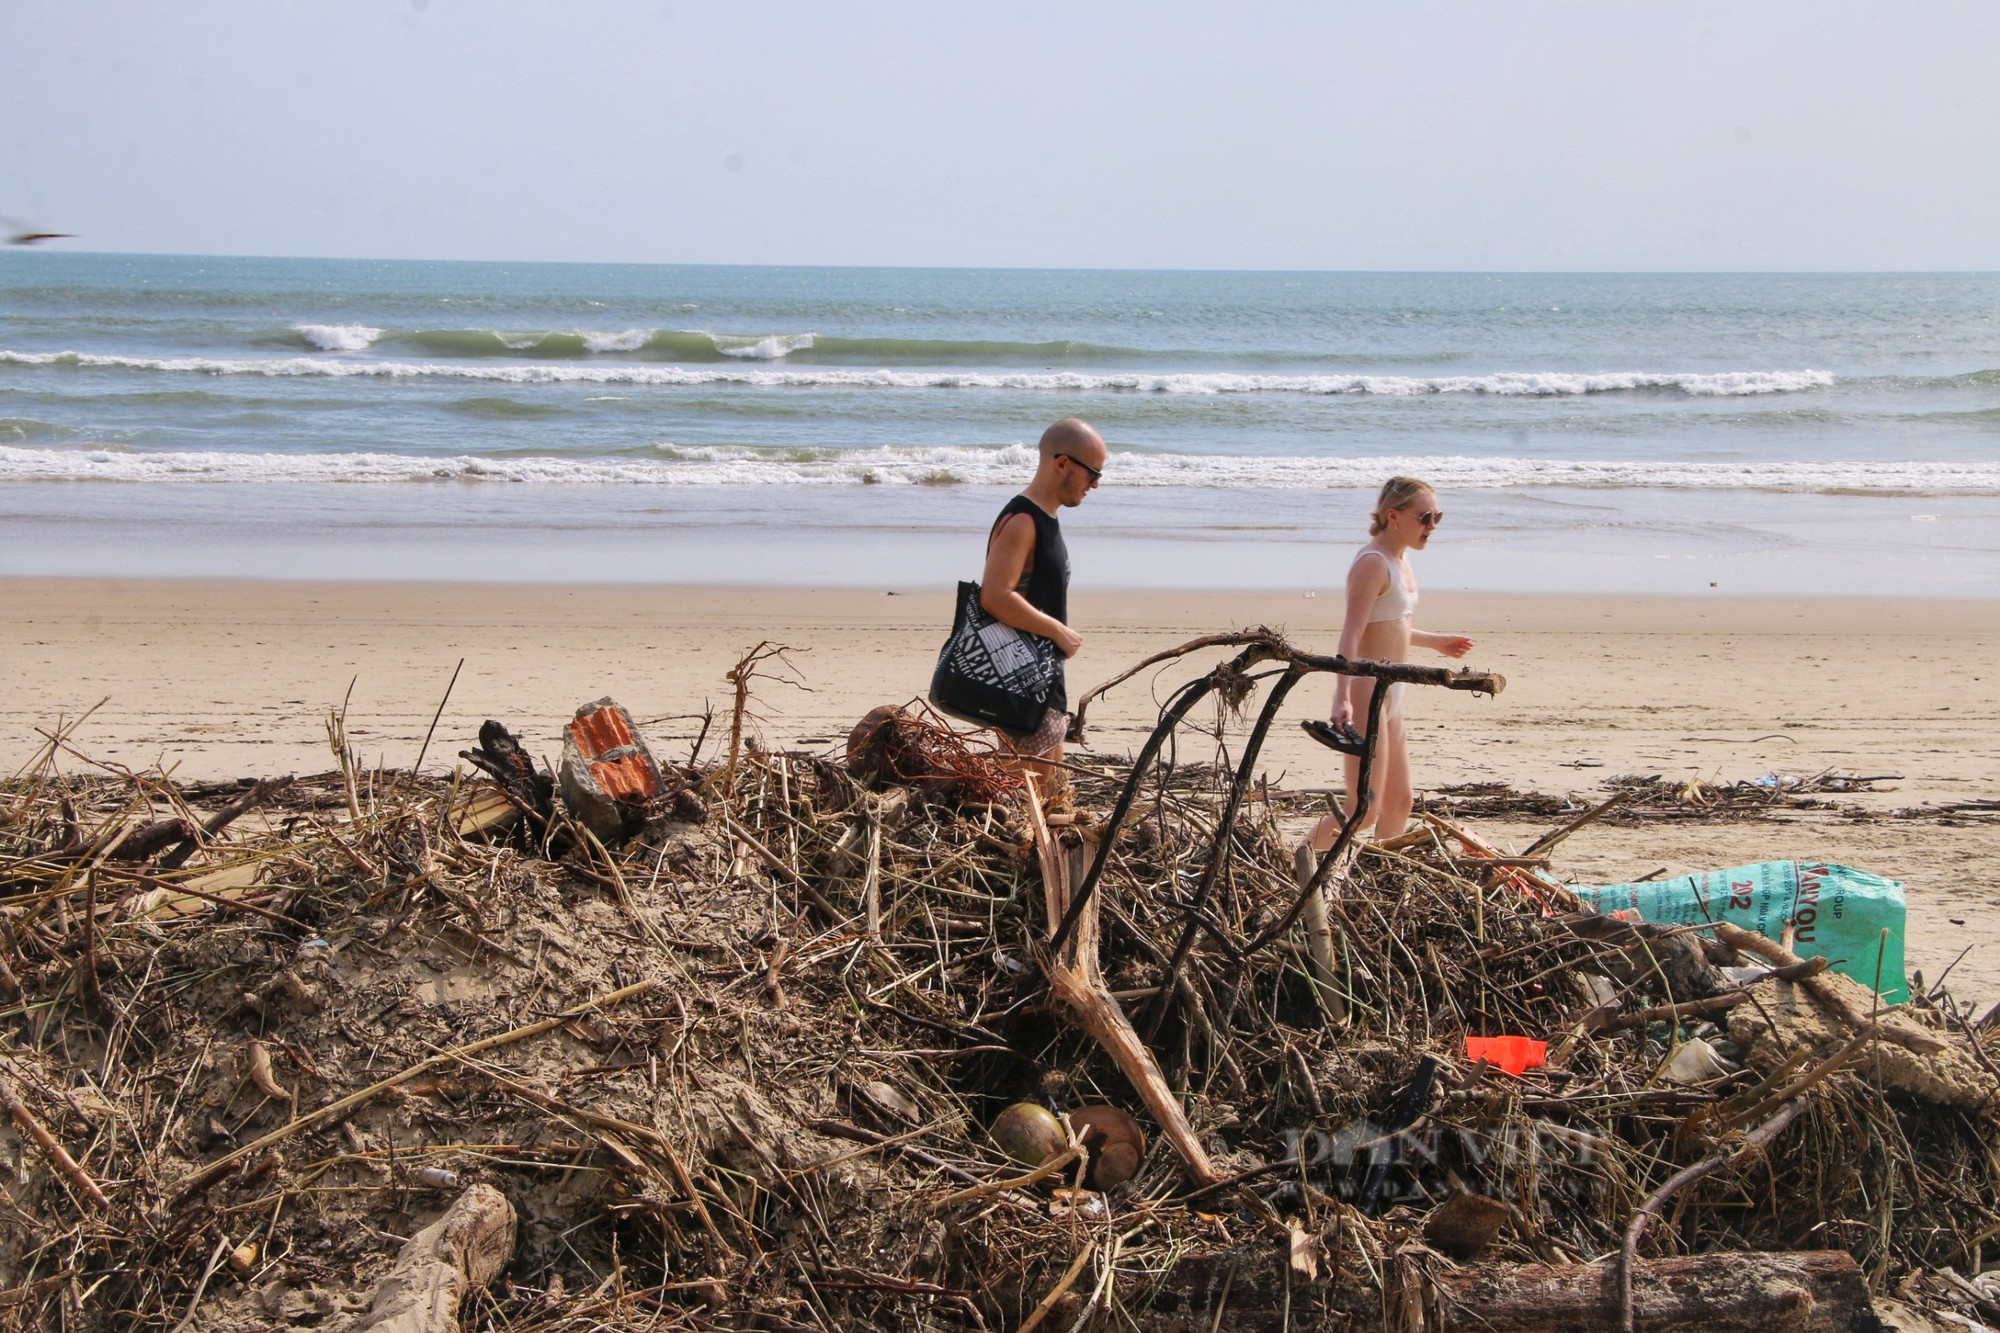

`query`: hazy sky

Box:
[3,0,1996,270]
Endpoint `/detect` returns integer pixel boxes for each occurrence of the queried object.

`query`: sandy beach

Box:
[5,576,1997,1003]
[11,13,2000,1323]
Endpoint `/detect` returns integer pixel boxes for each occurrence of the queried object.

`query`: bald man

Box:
[977,418,1107,771]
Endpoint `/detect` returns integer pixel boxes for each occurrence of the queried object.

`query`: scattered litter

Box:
[1574,860,1909,1002]
[1464,1034,1547,1077]
[1659,1037,1738,1085]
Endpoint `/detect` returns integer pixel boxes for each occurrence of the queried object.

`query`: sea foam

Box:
[710,332,817,360]
[580,329,653,353]
[293,324,383,352]
[5,443,1994,494]
[0,350,1836,397]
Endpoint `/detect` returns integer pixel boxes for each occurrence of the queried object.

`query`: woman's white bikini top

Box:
[1352,549,1417,623]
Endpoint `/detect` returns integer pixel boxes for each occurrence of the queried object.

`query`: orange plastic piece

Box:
[1464,1035,1547,1077]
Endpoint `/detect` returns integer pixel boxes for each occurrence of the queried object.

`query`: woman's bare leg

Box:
[1307,681,1375,851]
[1305,685,1415,848]
[1371,711,1413,839]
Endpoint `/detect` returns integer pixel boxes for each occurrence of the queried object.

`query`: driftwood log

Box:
[1135,1247,1880,1332]
[1059,632,1503,959]
[343,1184,516,1333]
[155,774,292,871]
[1293,842,1347,1026]
[458,720,555,827]
[106,817,197,863]
[1715,921,1943,1055]
[1019,633,1505,1188]
[1027,779,1223,1188]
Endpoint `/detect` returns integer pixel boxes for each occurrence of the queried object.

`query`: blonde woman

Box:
[1304,477,1472,847]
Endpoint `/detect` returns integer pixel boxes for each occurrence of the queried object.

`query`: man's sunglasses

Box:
[1058,454,1103,484]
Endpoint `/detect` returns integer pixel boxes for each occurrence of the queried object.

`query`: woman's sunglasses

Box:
[1410,509,1443,526]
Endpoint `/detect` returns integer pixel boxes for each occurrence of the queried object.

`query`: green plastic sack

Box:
[1572,861,1907,1004]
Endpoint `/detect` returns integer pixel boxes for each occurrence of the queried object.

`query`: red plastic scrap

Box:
[1464,1035,1547,1077]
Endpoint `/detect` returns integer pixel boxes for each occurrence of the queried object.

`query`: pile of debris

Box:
[2,633,1996,1332]
[1428,769,1923,826]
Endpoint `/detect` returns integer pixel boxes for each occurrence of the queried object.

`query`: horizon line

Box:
[7,249,1998,279]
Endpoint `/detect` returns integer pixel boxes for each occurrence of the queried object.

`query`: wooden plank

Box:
[451,785,521,840]
[143,861,265,921]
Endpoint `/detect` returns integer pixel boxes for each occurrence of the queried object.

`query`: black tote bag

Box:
[928,581,1063,733]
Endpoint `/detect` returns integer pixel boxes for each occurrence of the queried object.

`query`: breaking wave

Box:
[6,443,1995,494]
[378,328,819,359]
[276,326,1142,363]
[0,350,1839,397]
[292,324,383,352]
[0,417,88,443]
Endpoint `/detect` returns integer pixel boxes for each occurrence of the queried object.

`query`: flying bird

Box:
[2,217,75,245]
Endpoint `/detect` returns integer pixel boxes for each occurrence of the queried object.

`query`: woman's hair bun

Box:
[1369,476,1432,535]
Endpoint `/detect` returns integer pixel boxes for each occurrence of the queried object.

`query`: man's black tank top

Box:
[988,494,1069,711]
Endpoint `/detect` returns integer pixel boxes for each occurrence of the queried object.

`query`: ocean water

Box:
[2,253,1996,594]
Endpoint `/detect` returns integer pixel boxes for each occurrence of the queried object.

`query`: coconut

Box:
[991,1102,1065,1168]
[1068,1105,1147,1189]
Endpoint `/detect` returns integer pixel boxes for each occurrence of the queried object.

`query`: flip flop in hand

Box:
[1302,718,1369,757]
